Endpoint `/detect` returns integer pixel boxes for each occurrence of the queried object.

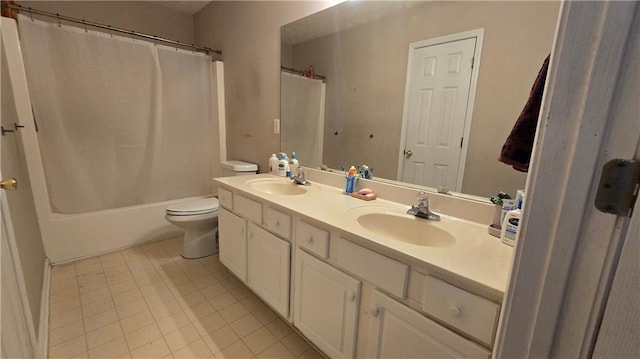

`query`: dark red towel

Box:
[498,54,551,172]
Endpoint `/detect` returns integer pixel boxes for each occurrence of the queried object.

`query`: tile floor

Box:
[48,237,324,359]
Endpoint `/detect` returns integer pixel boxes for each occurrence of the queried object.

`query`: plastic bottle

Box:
[501,191,524,246]
[290,152,299,165]
[344,166,357,194]
[277,154,287,177]
[500,209,521,247]
[268,154,278,174]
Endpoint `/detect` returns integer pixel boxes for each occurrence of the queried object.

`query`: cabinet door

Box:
[366,290,490,359]
[294,250,361,359]
[247,223,291,318]
[218,208,247,282]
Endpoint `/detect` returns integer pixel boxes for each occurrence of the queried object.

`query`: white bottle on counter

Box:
[268,153,278,174]
[276,154,287,177]
[500,209,521,246]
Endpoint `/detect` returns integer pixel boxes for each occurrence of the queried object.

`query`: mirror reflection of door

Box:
[399,30,483,191]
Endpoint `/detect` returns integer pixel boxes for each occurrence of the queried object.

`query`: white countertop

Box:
[214,174,513,299]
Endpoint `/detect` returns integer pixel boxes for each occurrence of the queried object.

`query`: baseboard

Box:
[37,258,51,358]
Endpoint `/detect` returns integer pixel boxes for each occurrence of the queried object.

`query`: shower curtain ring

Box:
[108,25,113,38]
[28,8,33,21]
[57,14,61,27]
[82,19,88,32]
[176,40,180,51]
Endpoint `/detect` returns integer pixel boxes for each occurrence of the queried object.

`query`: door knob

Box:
[0,178,17,191]
[404,150,413,159]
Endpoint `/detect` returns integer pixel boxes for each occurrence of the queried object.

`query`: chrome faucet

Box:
[407,191,440,221]
[291,167,310,186]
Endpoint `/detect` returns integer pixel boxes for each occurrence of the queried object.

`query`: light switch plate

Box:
[273,118,280,134]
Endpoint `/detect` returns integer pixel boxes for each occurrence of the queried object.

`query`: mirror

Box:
[281,1,560,198]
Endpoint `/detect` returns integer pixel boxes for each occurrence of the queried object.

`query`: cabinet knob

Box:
[275,220,280,227]
[307,236,314,243]
[371,307,381,317]
[347,291,356,302]
[449,305,462,318]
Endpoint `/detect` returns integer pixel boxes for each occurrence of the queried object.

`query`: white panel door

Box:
[247,223,290,318]
[365,291,490,359]
[218,208,247,282]
[1,19,36,358]
[294,250,361,359]
[401,37,476,189]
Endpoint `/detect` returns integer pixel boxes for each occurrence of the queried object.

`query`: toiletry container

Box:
[277,154,288,177]
[221,160,258,176]
[344,166,357,194]
[501,192,524,246]
[269,154,278,174]
[290,152,299,165]
[500,209,521,246]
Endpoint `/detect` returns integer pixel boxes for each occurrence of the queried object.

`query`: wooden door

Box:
[247,223,290,318]
[400,32,480,190]
[218,208,247,282]
[365,290,490,358]
[293,249,360,359]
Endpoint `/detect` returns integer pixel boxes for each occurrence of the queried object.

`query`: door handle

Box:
[0,178,17,191]
[404,150,413,159]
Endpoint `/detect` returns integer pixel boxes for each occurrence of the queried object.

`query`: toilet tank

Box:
[221,160,258,176]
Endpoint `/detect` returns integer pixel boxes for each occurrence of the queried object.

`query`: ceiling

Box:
[152,1,212,15]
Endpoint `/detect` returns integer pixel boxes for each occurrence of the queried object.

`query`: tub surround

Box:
[214,171,514,357]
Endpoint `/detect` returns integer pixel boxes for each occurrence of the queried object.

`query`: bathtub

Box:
[45,197,210,264]
[5,15,226,264]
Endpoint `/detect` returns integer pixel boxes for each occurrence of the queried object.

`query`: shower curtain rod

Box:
[281,66,326,81]
[6,3,222,56]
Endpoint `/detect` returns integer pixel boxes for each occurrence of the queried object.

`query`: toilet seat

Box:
[166,198,219,216]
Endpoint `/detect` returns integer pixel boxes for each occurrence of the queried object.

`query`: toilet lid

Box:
[166,198,219,215]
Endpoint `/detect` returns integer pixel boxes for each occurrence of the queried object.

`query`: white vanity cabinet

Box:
[214,179,505,359]
[218,208,247,282]
[246,223,290,318]
[365,290,490,358]
[218,191,292,318]
[294,249,361,359]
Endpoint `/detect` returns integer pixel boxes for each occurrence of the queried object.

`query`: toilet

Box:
[166,160,258,258]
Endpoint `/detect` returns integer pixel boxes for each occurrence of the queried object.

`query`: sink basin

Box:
[246,178,318,196]
[356,212,457,247]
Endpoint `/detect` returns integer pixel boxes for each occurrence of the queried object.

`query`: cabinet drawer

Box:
[234,194,262,224]
[336,238,408,298]
[422,276,499,347]
[264,207,292,240]
[296,220,329,259]
[218,187,233,209]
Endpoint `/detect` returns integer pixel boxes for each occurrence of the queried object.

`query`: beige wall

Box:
[194,1,336,172]
[290,1,559,197]
[17,1,194,43]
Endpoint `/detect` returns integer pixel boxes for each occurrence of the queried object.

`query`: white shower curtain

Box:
[280,72,325,168]
[18,15,214,214]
